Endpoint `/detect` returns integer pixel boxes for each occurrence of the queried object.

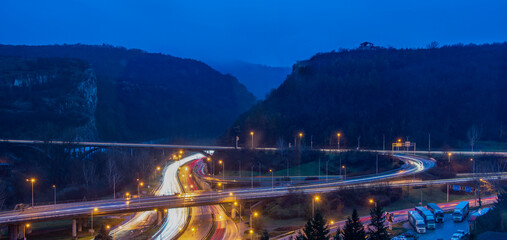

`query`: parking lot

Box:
[401,213,469,240]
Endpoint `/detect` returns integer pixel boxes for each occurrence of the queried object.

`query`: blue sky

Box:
[1,0,506,66]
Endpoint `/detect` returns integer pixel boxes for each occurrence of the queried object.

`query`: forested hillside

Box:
[223,43,507,149]
[0,56,97,140]
[0,44,256,143]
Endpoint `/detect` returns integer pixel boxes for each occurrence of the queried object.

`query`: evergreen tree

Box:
[261,229,270,240]
[94,225,112,240]
[367,205,389,240]
[298,212,330,240]
[343,209,366,240]
[334,226,343,240]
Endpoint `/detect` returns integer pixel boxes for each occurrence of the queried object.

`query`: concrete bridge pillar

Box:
[157,210,163,225]
[78,218,83,232]
[8,224,18,240]
[72,218,77,239]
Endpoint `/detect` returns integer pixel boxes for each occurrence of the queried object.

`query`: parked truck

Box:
[426,203,444,223]
[453,201,469,222]
[415,206,436,229]
[408,211,426,233]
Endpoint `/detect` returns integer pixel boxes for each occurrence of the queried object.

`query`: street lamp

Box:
[342,165,346,180]
[250,211,259,239]
[91,207,98,236]
[312,196,320,216]
[26,178,35,207]
[250,131,254,149]
[52,185,56,205]
[470,158,474,174]
[269,169,274,190]
[369,199,377,208]
[337,133,341,150]
[24,223,30,239]
[138,181,144,202]
[448,152,452,172]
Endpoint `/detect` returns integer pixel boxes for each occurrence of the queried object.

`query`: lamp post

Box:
[299,132,303,148]
[312,196,320,217]
[250,131,254,149]
[342,165,346,180]
[138,181,144,202]
[397,139,402,151]
[24,223,30,239]
[91,207,98,236]
[251,165,254,189]
[448,152,452,172]
[26,178,35,207]
[269,169,274,190]
[369,199,377,208]
[470,158,474,174]
[250,211,259,239]
[52,185,56,205]
[337,133,341,150]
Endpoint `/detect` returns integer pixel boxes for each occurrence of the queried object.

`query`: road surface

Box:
[0,155,465,226]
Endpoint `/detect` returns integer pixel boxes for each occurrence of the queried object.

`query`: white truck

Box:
[408,211,426,233]
[415,206,436,229]
[453,201,469,222]
[426,203,444,223]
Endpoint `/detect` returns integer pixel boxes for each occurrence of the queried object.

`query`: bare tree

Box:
[467,125,482,153]
[106,157,122,191]
[82,160,96,191]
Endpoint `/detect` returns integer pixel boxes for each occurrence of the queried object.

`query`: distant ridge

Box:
[0,44,256,143]
[222,43,507,149]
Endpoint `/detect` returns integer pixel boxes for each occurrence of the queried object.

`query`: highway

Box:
[2,139,507,156]
[178,158,241,240]
[1,153,504,239]
[273,196,499,239]
[0,154,432,226]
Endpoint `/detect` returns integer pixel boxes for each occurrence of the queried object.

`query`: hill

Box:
[0,56,97,140]
[223,43,507,149]
[211,61,291,99]
[0,44,256,143]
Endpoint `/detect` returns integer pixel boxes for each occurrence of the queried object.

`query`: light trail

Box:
[110,153,204,239]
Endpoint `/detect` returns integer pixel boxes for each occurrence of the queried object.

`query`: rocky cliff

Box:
[0,56,98,141]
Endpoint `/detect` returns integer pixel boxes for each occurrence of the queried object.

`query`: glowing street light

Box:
[138,181,144,201]
[269,169,274,190]
[312,196,320,216]
[337,133,341,150]
[91,207,98,236]
[52,185,56,205]
[26,178,36,207]
[448,152,453,172]
[342,165,347,180]
[369,198,377,207]
[250,131,255,149]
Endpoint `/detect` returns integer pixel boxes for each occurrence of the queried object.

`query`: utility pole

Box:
[251,165,254,189]
[382,134,385,152]
[376,154,379,174]
[428,133,431,155]
[447,184,449,202]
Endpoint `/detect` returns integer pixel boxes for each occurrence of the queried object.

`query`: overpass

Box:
[2,139,507,156]
[1,153,506,239]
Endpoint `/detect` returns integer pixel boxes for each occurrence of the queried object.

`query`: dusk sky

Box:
[1,0,506,66]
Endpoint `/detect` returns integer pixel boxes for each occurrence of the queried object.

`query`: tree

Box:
[467,125,482,153]
[334,226,343,240]
[343,209,366,240]
[261,230,270,240]
[298,212,330,240]
[367,205,389,240]
[94,225,112,240]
